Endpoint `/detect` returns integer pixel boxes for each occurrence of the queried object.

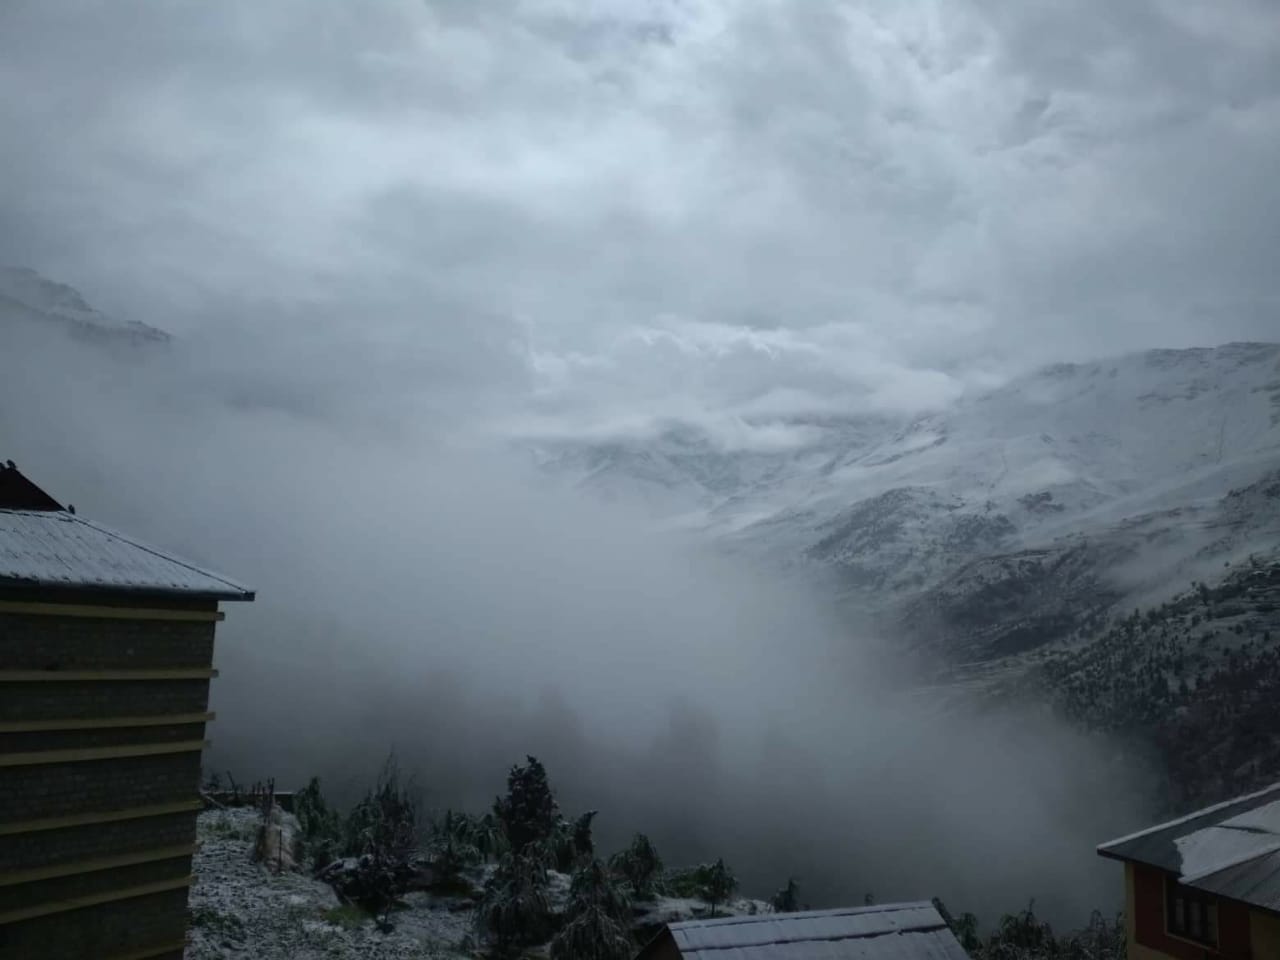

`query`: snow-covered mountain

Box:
[0,266,169,344]
[538,342,1280,660]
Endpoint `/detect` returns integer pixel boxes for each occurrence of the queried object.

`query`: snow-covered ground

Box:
[188,808,470,960]
[188,808,773,959]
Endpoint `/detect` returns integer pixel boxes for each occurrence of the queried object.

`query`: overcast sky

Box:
[2,0,1278,443]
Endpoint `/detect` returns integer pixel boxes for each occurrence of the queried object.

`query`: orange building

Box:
[1099,783,1280,959]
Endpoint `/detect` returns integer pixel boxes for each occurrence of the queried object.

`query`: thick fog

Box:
[0,321,1151,926]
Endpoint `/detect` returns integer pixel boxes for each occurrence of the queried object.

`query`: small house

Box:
[635,901,971,960]
[0,462,254,960]
[1098,781,1280,959]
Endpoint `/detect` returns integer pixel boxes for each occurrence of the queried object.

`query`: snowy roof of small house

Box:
[1098,782,1280,912]
[0,508,254,600]
[641,902,970,960]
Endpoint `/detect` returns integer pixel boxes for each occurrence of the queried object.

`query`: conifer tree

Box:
[493,755,559,852]
[550,859,633,960]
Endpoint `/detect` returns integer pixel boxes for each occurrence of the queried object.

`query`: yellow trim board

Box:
[0,740,209,767]
[0,844,195,887]
[0,712,214,733]
[0,800,202,836]
[0,668,217,682]
[0,875,193,926]
[0,600,222,622]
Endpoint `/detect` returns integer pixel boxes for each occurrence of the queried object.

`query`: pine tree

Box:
[771,878,801,913]
[702,859,737,917]
[493,755,560,852]
[341,756,419,929]
[475,850,554,956]
[550,859,633,960]
[572,810,598,862]
[609,833,664,900]
[293,776,342,870]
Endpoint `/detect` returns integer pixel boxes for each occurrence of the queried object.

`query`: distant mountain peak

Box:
[0,266,170,344]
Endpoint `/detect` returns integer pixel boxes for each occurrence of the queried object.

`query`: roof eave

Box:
[1096,846,1138,864]
[0,578,256,603]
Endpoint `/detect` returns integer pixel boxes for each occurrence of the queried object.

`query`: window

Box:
[1165,877,1218,947]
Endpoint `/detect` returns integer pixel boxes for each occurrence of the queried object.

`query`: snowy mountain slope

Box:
[4,265,1276,664]
[0,266,169,344]
[901,470,1280,664]
[541,342,1280,660]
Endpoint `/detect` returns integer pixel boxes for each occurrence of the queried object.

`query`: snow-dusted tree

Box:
[341,756,419,928]
[571,809,598,861]
[609,833,664,900]
[971,901,1124,960]
[702,859,737,917]
[475,850,555,956]
[771,878,801,913]
[550,859,633,960]
[293,776,343,870]
[493,755,559,852]
[549,809,600,872]
[472,812,509,862]
[428,809,482,888]
[981,901,1056,960]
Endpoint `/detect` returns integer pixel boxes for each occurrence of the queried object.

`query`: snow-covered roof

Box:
[0,508,253,600]
[645,902,969,960]
[1099,782,1280,912]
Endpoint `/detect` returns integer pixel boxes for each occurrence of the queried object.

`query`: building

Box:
[0,462,254,960]
[635,901,971,960]
[1098,782,1280,959]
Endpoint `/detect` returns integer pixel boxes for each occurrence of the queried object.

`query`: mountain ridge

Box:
[536,340,1280,663]
[0,266,169,344]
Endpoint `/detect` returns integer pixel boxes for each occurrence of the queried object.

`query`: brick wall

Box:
[0,853,192,915]
[0,720,207,753]
[0,887,191,960]
[1,751,205,821]
[0,601,223,960]
[0,679,212,723]
[0,613,215,669]
[0,810,198,873]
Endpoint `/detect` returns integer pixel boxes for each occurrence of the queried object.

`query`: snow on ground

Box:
[634,895,774,930]
[189,807,775,959]
[188,808,469,960]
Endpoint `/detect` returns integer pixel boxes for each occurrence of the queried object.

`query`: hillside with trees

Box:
[191,755,1124,960]
[1018,557,1280,812]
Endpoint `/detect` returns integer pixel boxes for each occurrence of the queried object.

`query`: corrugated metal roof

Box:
[664,903,969,960]
[1191,849,1280,911]
[0,508,254,600]
[1098,782,1280,872]
[1098,782,1280,913]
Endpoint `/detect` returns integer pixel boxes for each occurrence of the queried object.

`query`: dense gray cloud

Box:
[2,0,1277,445]
[0,318,1153,925]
